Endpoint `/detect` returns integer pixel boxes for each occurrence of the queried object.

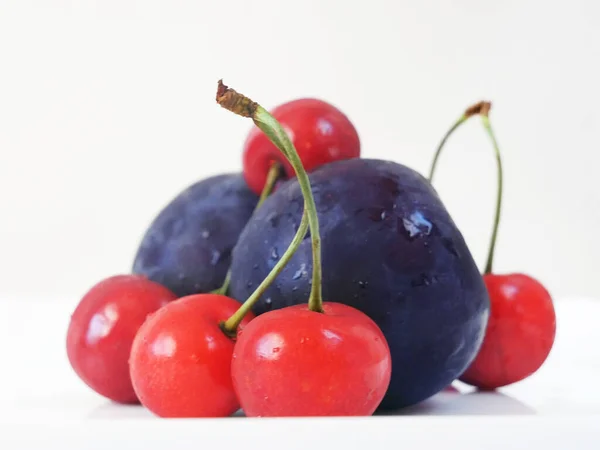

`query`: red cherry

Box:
[129,294,254,417]
[218,82,387,416]
[428,102,556,390]
[242,98,361,195]
[231,302,392,417]
[459,273,556,389]
[66,274,177,404]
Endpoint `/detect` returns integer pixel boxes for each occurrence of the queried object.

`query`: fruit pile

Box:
[66,81,557,417]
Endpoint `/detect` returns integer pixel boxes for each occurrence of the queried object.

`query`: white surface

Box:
[1,1,600,302]
[1,296,599,448]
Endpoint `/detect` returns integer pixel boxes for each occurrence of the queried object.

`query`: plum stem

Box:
[221,209,309,335]
[216,80,324,313]
[211,162,281,296]
[481,114,503,275]
[428,101,491,183]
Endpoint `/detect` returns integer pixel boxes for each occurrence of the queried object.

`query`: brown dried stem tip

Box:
[464,101,492,118]
[216,80,258,118]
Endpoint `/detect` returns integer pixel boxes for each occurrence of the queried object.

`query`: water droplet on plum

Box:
[400,211,433,239]
[292,263,307,280]
[367,207,386,222]
[263,297,273,311]
[270,247,279,260]
[410,274,438,287]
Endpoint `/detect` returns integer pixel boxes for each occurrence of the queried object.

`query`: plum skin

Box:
[132,173,258,297]
[229,158,490,411]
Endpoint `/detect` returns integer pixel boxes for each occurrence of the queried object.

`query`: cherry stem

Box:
[426,101,503,275]
[211,271,231,296]
[481,114,503,275]
[428,118,467,183]
[211,162,281,296]
[428,101,492,183]
[221,209,309,335]
[216,80,324,313]
[258,162,282,206]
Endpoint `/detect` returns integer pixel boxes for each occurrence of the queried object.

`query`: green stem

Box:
[217,80,324,313]
[221,209,309,335]
[211,162,281,296]
[428,101,492,183]
[427,101,502,274]
[211,271,231,296]
[481,115,503,275]
[252,108,323,312]
[428,116,468,183]
[257,162,282,206]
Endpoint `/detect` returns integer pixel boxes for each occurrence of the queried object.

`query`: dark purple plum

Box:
[228,158,490,411]
[132,174,258,297]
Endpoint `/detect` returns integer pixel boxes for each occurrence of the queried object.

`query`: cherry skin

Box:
[66,274,177,404]
[231,302,392,417]
[129,293,254,417]
[459,273,556,390]
[242,98,361,195]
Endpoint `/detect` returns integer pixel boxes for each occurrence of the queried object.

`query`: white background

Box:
[1,4,600,446]
[1,0,599,303]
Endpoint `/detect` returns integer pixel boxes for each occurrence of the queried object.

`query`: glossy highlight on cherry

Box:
[65,79,557,420]
[217,81,393,416]
[428,101,556,390]
[66,275,177,404]
[228,157,490,410]
[460,273,556,389]
[243,97,361,196]
[231,302,392,417]
[129,294,254,417]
